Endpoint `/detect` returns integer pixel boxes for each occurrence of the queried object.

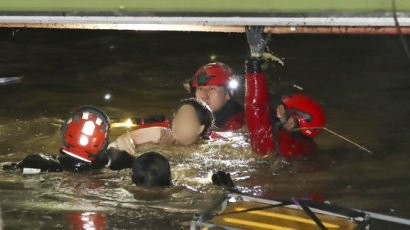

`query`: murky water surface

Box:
[0,28,409,229]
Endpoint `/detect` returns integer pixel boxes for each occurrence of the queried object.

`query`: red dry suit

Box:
[244,58,316,157]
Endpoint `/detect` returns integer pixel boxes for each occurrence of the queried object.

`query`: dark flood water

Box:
[0,28,409,229]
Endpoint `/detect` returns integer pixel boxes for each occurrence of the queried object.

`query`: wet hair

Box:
[132,152,171,187]
[173,98,215,139]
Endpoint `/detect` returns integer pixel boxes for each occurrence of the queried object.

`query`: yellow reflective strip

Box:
[223,217,297,230]
[201,227,209,230]
[234,208,340,229]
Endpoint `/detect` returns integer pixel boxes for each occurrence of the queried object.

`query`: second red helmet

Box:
[281,94,325,138]
[192,62,234,88]
[61,105,110,162]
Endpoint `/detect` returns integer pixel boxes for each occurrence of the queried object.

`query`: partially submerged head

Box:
[191,62,238,112]
[276,94,325,138]
[171,98,214,145]
[132,152,171,187]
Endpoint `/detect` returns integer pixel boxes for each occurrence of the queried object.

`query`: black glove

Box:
[246,26,271,56]
[106,147,135,170]
[2,162,18,171]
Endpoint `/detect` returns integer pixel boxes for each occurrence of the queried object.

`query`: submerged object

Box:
[191,193,410,230]
[0,76,23,86]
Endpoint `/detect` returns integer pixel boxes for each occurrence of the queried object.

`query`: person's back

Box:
[2,105,135,172]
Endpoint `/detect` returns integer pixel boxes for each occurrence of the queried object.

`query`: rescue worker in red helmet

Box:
[190,62,245,131]
[61,105,111,163]
[134,63,244,132]
[278,94,325,139]
[274,94,325,157]
[245,26,326,157]
[1,105,167,176]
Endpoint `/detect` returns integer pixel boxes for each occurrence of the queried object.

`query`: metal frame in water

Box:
[190,193,370,230]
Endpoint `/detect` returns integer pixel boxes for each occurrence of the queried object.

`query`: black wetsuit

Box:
[213,99,245,130]
[2,148,135,172]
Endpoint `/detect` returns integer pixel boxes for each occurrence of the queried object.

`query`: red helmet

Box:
[192,62,233,88]
[61,105,110,162]
[281,94,325,138]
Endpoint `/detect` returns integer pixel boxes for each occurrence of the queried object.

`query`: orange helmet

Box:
[282,94,325,138]
[61,105,110,162]
[192,62,234,88]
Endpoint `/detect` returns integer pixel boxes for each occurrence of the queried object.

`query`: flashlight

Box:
[228,79,239,90]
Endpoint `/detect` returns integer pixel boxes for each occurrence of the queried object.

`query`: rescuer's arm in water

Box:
[2,150,170,187]
[2,152,63,172]
[0,152,99,172]
[244,26,275,155]
[1,148,137,172]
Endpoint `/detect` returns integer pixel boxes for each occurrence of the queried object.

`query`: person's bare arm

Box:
[108,127,174,154]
